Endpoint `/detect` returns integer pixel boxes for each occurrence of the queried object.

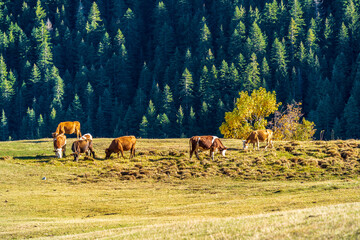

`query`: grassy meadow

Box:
[1,138,360,239]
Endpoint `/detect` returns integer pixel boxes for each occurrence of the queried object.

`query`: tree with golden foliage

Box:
[270,102,316,140]
[220,87,281,138]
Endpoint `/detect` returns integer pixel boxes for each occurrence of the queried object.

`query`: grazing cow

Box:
[243,129,274,150]
[71,139,95,162]
[80,133,93,141]
[53,134,66,158]
[189,136,227,160]
[105,136,136,159]
[52,121,82,139]
[80,133,93,155]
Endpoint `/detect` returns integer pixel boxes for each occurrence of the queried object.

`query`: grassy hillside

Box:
[1,138,359,181]
[1,138,360,239]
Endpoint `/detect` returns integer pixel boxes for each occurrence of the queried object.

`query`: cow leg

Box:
[63,145,66,157]
[210,150,214,161]
[89,145,95,158]
[131,148,135,159]
[195,150,200,160]
[257,140,260,150]
[189,150,193,159]
[121,150,125,159]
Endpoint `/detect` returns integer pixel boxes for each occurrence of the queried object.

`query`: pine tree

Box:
[139,115,149,138]
[244,53,261,92]
[145,100,157,138]
[0,109,9,141]
[36,114,45,138]
[247,21,267,60]
[157,113,171,138]
[162,84,175,120]
[187,106,197,137]
[344,95,360,138]
[176,105,185,138]
[199,101,210,134]
[271,38,289,103]
[76,0,86,33]
[0,56,14,110]
[86,2,105,45]
[179,68,194,111]
[66,94,85,123]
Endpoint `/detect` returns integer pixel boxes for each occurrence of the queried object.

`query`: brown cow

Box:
[52,121,82,139]
[105,136,136,159]
[71,139,95,162]
[80,133,93,155]
[189,136,227,160]
[53,134,66,158]
[243,129,274,150]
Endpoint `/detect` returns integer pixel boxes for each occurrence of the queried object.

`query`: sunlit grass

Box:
[1,138,360,239]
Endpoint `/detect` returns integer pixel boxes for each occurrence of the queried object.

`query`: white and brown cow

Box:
[80,133,93,141]
[80,133,93,155]
[243,129,274,150]
[71,139,95,162]
[53,134,66,158]
[189,136,227,160]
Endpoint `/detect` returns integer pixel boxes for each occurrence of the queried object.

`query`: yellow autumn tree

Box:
[271,102,316,140]
[220,87,281,138]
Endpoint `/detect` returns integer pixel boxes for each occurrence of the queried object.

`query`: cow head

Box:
[105,148,111,159]
[221,147,227,157]
[243,140,248,150]
[54,148,63,158]
[52,132,58,138]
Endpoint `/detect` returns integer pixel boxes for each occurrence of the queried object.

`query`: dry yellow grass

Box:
[1,138,360,239]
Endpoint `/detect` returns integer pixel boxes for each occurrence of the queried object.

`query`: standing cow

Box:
[189,136,227,160]
[53,134,66,158]
[243,129,273,150]
[105,136,136,159]
[52,121,82,139]
[71,138,95,162]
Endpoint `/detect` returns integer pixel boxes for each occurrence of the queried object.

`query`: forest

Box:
[0,0,359,140]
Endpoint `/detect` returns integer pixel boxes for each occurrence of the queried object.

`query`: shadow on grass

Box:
[15,155,53,162]
[24,140,50,143]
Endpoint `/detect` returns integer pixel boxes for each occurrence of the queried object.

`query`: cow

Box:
[80,133,93,155]
[189,136,227,160]
[53,134,66,158]
[52,121,82,139]
[243,129,274,150]
[105,136,136,159]
[71,138,95,162]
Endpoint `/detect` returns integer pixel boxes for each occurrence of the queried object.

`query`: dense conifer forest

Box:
[0,0,359,140]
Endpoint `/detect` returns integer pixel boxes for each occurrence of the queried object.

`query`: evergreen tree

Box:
[179,68,194,111]
[343,95,360,138]
[139,115,149,138]
[176,105,185,138]
[247,21,267,59]
[0,109,9,140]
[86,2,105,45]
[145,100,157,138]
[244,53,261,92]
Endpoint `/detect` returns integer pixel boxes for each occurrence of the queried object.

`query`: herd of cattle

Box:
[52,121,274,161]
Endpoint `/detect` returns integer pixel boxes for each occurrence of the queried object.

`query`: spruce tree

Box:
[0,109,9,141]
[244,53,261,92]
[179,68,194,111]
[139,115,149,138]
[176,105,185,138]
[343,95,360,138]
